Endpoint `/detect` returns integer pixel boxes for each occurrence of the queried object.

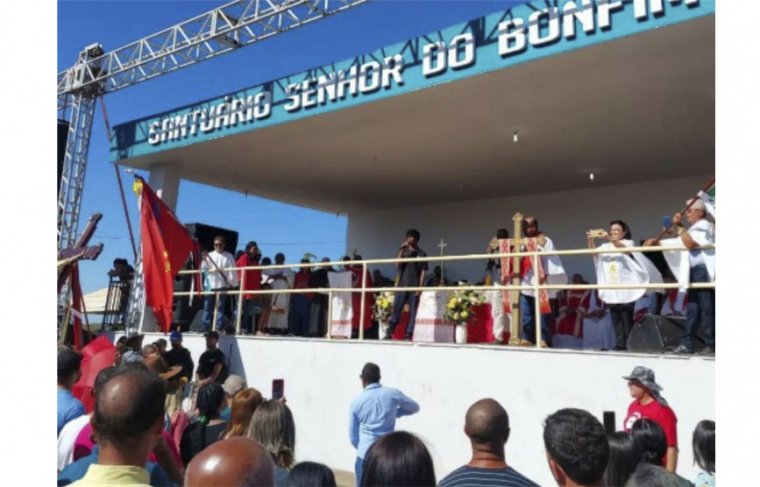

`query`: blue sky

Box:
[58,0,525,293]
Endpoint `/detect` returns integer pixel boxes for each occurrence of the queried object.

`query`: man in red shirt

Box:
[236,241,263,335]
[622,366,679,472]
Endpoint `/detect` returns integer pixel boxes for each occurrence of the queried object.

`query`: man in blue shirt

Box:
[349,362,420,485]
[58,346,86,435]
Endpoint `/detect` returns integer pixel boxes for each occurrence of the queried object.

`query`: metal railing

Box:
[172,243,715,346]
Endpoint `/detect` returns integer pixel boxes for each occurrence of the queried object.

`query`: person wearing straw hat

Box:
[622,366,679,473]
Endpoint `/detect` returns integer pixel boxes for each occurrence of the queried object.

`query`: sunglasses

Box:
[214,243,224,247]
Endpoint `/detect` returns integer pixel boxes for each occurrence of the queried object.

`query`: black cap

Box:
[58,346,82,380]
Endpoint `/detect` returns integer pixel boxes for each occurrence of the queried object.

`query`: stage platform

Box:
[143,332,714,484]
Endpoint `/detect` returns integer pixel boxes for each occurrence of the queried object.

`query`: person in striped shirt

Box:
[439,398,539,487]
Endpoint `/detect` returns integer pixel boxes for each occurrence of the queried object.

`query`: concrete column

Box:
[147,165,181,210]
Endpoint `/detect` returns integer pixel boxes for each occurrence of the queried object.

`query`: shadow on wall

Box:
[219,335,247,381]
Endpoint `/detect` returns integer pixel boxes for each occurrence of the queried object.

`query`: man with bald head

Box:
[439,398,538,487]
[185,436,275,487]
[70,366,166,486]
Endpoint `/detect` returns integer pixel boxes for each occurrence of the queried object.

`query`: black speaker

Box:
[639,248,675,281]
[57,120,70,194]
[184,222,239,255]
[627,315,703,353]
[172,261,201,332]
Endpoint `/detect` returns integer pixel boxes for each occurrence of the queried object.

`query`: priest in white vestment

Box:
[328,270,353,338]
[265,252,294,334]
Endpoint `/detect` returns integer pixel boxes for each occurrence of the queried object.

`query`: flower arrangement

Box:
[444,282,487,326]
[373,292,395,323]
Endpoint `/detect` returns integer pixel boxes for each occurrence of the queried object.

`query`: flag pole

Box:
[654,177,715,241]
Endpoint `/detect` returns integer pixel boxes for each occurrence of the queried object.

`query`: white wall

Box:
[158,333,714,485]
[347,176,709,283]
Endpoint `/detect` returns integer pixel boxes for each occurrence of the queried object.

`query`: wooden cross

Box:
[58,213,105,293]
[437,238,448,286]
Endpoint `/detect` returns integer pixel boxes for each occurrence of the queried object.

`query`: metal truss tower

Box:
[57,0,369,253]
[56,0,368,322]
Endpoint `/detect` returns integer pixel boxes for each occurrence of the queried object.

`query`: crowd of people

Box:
[190,199,714,355]
[58,338,715,487]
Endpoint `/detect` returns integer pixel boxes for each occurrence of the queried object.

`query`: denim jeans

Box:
[388,291,419,337]
[202,290,229,331]
[354,456,363,487]
[291,295,311,336]
[682,264,715,350]
[520,294,551,344]
[235,298,262,334]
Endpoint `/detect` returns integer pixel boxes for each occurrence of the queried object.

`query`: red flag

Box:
[134,176,196,333]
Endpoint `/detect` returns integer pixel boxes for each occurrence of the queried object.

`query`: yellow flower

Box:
[448,298,457,309]
[461,310,469,319]
[453,312,460,320]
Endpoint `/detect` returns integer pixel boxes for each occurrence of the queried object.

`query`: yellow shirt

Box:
[70,464,151,487]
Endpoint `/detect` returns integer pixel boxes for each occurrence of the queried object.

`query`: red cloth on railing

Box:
[392,312,410,340]
[351,267,374,330]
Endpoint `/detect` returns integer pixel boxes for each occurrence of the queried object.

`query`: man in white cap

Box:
[645,198,715,355]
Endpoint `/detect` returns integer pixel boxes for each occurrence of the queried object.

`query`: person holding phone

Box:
[588,220,659,351]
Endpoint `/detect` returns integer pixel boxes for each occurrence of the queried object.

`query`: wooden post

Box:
[509,212,523,345]
[59,304,72,346]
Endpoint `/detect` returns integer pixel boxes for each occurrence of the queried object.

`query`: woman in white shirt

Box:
[589,220,654,351]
